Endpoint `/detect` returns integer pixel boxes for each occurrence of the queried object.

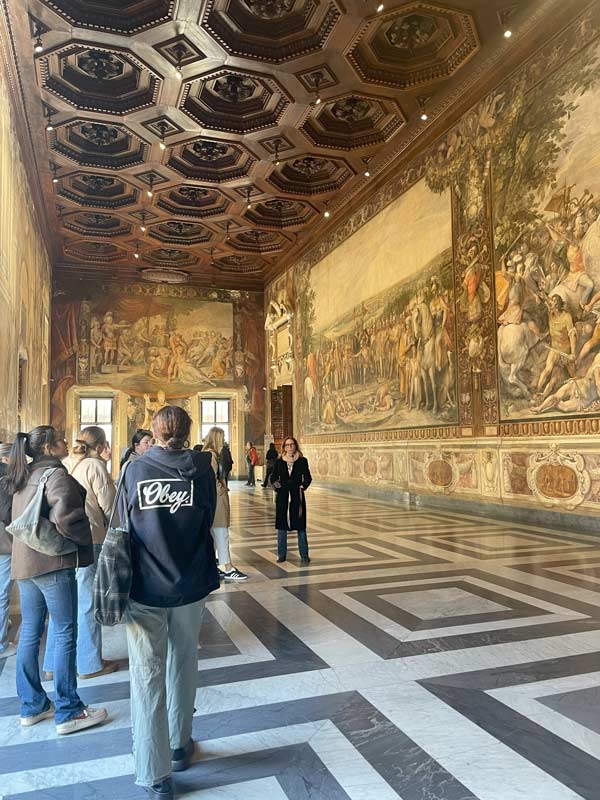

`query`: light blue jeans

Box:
[0,554,12,653]
[17,569,85,723]
[125,597,206,787]
[44,544,103,675]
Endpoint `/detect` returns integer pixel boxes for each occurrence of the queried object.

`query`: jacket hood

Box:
[137,445,212,480]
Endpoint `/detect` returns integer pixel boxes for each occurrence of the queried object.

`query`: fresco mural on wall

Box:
[76,295,233,394]
[297,179,457,434]
[488,34,600,419]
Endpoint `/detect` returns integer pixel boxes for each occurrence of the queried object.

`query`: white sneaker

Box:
[21,702,55,727]
[0,643,17,658]
[56,706,108,736]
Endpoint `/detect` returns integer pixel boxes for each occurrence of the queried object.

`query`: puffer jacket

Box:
[63,454,116,545]
[10,457,93,580]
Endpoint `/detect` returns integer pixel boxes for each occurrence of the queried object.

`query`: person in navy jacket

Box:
[123,405,218,800]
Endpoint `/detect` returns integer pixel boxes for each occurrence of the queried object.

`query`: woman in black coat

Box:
[270,436,312,564]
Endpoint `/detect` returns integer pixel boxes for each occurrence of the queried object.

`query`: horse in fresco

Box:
[497,322,539,398]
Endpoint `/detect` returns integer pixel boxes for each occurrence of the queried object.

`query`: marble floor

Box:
[2,485,600,799]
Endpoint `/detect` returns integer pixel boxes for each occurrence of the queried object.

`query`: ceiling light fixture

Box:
[503,28,512,38]
[226,220,231,241]
[313,72,323,106]
[175,63,183,80]
[146,176,155,198]
[362,157,371,178]
[246,187,252,210]
[33,23,44,54]
[323,202,330,219]
[43,106,55,132]
[376,2,384,12]
[134,240,140,259]
[420,112,428,121]
[50,163,59,184]
[140,211,147,233]
[273,140,281,167]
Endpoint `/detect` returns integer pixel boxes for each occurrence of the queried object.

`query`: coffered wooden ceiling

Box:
[1,0,574,289]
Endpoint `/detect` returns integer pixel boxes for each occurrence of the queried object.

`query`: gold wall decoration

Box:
[526,445,591,510]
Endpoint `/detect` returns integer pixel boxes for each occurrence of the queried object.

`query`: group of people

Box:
[0,410,312,799]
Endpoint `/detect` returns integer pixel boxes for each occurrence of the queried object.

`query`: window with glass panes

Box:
[201,399,230,444]
[79,397,113,454]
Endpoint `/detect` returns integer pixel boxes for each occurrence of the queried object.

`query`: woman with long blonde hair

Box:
[202,427,247,582]
[43,426,118,680]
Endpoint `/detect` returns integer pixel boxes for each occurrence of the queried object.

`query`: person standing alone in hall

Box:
[245,441,258,486]
[270,436,312,564]
[262,442,278,488]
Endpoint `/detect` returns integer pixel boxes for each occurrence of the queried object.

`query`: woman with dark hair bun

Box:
[270,435,312,564]
[44,426,117,681]
[119,429,153,470]
[123,406,219,799]
[3,426,107,735]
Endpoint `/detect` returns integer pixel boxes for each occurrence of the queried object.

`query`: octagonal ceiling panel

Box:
[201,0,340,63]
[180,68,290,133]
[38,0,176,34]
[267,153,354,195]
[50,119,149,169]
[156,185,231,218]
[168,136,256,183]
[245,197,317,228]
[64,239,128,262]
[230,228,288,253]
[58,172,139,208]
[214,254,265,273]
[347,2,479,89]
[148,220,214,245]
[143,248,200,267]
[39,43,161,115]
[62,210,132,237]
[300,92,405,150]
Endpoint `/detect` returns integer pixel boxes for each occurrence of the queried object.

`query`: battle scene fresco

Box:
[490,34,600,419]
[297,180,457,434]
[77,295,233,393]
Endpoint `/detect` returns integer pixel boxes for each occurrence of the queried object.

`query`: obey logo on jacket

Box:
[137,479,193,514]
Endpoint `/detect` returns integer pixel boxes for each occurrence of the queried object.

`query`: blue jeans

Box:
[44,544,103,675]
[125,598,206,787]
[17,569,85,724]
[0,554,12,652]
[277,529,309,559]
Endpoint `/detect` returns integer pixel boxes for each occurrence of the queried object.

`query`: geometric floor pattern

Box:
[2,483,600,799]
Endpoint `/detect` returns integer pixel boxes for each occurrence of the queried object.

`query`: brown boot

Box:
[78,660,119,680]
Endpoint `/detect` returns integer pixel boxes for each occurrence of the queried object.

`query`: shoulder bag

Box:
[93,462,132,626]
[6,468,78,557]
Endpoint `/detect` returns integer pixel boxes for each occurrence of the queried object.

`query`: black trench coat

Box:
[271,456,312,531]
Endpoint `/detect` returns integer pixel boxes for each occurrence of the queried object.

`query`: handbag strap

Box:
[107,462,130,531]
[38,467,59,487]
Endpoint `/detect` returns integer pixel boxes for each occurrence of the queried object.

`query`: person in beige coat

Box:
[43,426,118,680]
[200,428,248,582]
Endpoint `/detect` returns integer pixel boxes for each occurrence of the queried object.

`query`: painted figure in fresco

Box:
[535,294,577,400]
[167,331,187,381]
[142,391,168,429]
[89,316,103,373]
[532,351,600,414]
[101,312,119,365]
[576,287,600,367]
[460,243,490,324]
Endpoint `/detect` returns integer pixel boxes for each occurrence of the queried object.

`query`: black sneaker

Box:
[277,556,286,563]
[222,566,249,582]
[143,778,173,799]
[172,738,195,772]
[301,557,311,565]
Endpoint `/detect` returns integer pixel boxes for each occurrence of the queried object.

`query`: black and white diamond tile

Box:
[2,482,600,799]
